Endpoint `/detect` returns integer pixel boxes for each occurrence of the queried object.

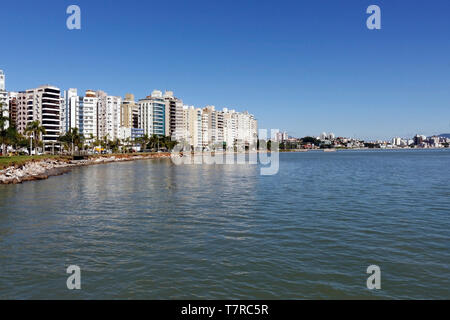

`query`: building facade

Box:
[8,92,18,128]
[121,93,137,129]
[79,90,98,139]
[16,85,62,149]
[164,91,184,140]
[0,70,9,128]
[62,88,79,134]
[138,90,166,136]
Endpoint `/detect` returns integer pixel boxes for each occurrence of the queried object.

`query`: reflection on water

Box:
[0,150,449,299]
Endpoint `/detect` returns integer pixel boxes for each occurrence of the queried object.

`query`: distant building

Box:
[392,137,402,146]
[274,131,288,142]
[414,134,426,146]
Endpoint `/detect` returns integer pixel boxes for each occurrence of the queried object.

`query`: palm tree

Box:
[136,134,150,152]
[58,128,84,155]
[71,128,84,153]
[149,134,162,151]
[25,120,46,155]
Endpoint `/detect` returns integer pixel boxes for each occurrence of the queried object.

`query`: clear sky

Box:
[1,0,449,140]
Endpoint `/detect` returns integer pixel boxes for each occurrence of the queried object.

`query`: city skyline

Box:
[1,0,450,139]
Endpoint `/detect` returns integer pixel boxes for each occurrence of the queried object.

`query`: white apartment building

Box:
[118,126,132,141]
[0,70,9,128]
[62,88,79,134]
[97,92,121,141]
[138,90,166,136]
[177,104,257,151]
[164,90,184,141]
[16,85,62,149]
[79,90,98,139]
[182,105,203,150]
[392,137,402,146]
[223,108,237,149]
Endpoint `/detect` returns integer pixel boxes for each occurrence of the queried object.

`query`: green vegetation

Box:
[0,103,29,155]
[0,155,66,170]
[58,128,84,154]
[25,120,46,154]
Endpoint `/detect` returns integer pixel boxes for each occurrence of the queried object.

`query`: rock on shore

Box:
[0,153,171,184]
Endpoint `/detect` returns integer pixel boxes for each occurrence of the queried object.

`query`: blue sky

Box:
[1,0,449,140]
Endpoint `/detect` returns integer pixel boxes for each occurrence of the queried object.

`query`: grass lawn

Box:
[0,155,66,170]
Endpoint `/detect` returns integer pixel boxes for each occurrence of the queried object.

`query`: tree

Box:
[25,120,46,155]
[301,136,320,146]
[136,134,150,151]
[58,128,84,155]
[162,136,178,151]
[149,134,160,151]
[108,138,121,153]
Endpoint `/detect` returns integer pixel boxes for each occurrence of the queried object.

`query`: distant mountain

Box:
[439,133,450,138]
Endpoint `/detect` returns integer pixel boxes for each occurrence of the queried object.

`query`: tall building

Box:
[223,108,237,149]
[138,90,166,136]
[164,91,184,140]
[182,105,203,150]
[392,137,402,146]
[79,90,98,139]
[62,88,79,134]
[203,106,221,148]
[221,108,257,150]
[16,85,62,149]
[97,93,121,140]
[121,93,137,128]
[0,69,5,91]
[8,92,18,128]
[0,70,8,128]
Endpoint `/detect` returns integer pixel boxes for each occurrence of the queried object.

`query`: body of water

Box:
[0,150,449,299]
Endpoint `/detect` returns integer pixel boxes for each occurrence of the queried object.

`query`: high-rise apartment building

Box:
[182,105,203,150]
[16,85,62,149]
[62,88,79,134]
[8,92,18,128]
[0,69,5,91]
[97,93,121,140]
[138,90,166,136]
[0,70,8,128]
[121,93,137,128]
[79,90,98,139]
[164,91,184,140]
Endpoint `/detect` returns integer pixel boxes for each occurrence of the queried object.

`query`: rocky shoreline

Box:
[0,153,171,185]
